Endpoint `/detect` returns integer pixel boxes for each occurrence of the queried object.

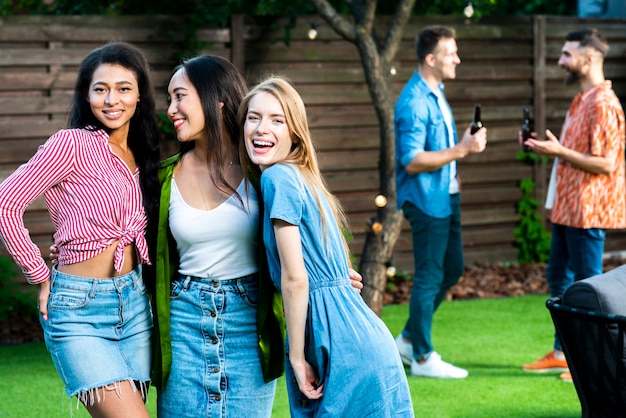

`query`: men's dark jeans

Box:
[547,223,605,351]
[401,195,464,358]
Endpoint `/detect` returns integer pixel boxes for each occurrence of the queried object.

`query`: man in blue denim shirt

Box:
[394,25,487,379]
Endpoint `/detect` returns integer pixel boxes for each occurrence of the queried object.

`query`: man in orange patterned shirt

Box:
[521,28,626,381]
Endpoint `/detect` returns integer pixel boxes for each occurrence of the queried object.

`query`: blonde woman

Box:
[240,76,413,417]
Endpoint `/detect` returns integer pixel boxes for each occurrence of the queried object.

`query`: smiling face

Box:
[558,41,588,85]
[244,91,294,171]
[88,63,140,135]
[166,68,208,144]
[429,37,460,82]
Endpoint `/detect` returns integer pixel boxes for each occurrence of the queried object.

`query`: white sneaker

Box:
[410,352,468,379]
[395,334,413,366]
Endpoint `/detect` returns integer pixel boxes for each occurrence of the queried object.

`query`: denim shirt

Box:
[394,70,458,218]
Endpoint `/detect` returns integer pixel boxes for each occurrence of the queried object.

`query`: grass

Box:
[0,295,581,417]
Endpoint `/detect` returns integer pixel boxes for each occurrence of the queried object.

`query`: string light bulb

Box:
[464,2,474,19]
[308,23,318,40]
[390,66,397,76]
[374,194,387,208]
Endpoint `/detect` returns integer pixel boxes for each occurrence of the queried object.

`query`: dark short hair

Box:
[566,28,609,57]
[415,25,456,64]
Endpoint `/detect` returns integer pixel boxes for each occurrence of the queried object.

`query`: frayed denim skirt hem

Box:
[40,265,153,400]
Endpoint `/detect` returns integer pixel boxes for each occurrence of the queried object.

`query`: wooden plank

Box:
[0,120,64,140]
[271,16,534,43]
[0,71,76,91]
[318,149,379,171]
[0,16,230,43]
[246,64,367,84]
[0,96,70,115]
[463,246,518,264]
[245,40,361,63]
[0,138,49,164]
[324,171,381,193]
[311,127,380,150]
[462,224,517,247]
[307,106,379,129]
[458,164,533,185]
[0,46,201,67]
[461,206,519,226]
[461,185,522,205]
[395,64,533,81]
[543,19,626,39]
[395,41,533,61]
[439,83,533,102]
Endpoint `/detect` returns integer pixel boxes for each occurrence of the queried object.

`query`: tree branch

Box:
[382,0,416,63]
[309,0,356,42]
[362,0,377,33]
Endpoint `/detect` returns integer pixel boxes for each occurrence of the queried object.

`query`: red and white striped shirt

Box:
[0,128,150,284]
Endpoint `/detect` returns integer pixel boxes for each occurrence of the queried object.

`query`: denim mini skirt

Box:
[40,265,153,402]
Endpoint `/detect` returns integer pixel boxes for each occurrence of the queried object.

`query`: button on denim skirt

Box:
[40,265,153,399]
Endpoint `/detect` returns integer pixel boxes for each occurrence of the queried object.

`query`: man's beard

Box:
[563,66,584,85]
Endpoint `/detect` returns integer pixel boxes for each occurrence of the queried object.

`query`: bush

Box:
[0,256,37,322]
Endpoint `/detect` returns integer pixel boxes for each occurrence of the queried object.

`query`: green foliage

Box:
[0,0,572,18]
[514,177,551,263]
[156,112,176,139]
[514,150,551,263]
[0,255,37,322]
[515,149,549,165]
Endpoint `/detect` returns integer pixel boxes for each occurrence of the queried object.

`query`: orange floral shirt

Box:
[551,81,626,229]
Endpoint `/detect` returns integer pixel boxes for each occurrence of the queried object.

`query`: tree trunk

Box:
[309,0,417,315]
[352,29,405,316]
[359,209,405,316]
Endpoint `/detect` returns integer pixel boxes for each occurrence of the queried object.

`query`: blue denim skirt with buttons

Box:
[40,265,153,401]
[157,273,276,418]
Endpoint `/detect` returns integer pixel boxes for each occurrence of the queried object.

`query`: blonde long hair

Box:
[239,76,351,257]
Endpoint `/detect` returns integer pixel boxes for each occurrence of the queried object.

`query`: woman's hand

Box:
[348,268,363,293]
[38,279,50,321]
[49,244,59,264]
[291,357,324,400]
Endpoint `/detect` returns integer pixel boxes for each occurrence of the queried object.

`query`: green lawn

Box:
[0,295,580,417]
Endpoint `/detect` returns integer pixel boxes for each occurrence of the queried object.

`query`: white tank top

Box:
[169,178,259,280]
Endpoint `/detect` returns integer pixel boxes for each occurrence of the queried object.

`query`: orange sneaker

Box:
[522,350,569,373]
[560,371,573,382]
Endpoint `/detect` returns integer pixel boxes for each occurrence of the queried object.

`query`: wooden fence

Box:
[0,15,625,280]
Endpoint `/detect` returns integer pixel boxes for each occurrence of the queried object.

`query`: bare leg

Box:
[83,380,150,418]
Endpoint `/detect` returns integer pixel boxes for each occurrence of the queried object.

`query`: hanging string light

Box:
[308,23,318,40]
[464,2,474,19]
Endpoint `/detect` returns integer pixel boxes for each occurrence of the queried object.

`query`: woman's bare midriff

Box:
[56,242,139,278]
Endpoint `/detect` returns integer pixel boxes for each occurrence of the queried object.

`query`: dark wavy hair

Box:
[174,54,248,198]
[67,41,160,261]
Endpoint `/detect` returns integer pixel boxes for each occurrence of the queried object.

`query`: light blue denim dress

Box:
[261,164,414,417]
